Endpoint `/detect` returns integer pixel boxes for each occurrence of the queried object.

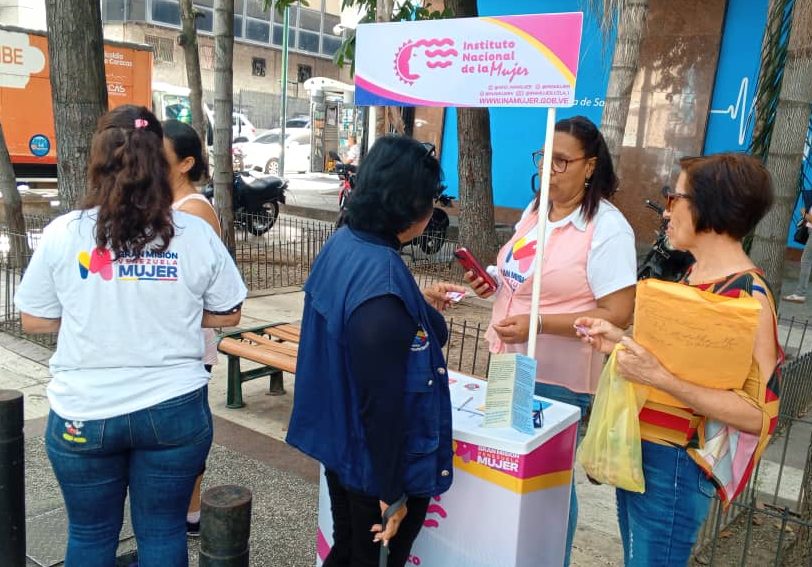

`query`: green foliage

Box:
[264,1,453,75]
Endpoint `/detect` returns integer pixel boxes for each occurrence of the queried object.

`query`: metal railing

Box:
[232,214,335,291]
[692,350,812,565]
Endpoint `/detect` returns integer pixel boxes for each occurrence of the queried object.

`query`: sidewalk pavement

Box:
[10,242,812,565]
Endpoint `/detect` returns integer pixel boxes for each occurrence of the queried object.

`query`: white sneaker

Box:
[783,293,806,303]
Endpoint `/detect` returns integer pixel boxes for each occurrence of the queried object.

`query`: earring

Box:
[584,177,592,190]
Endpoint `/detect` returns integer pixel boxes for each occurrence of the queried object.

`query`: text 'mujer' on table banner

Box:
[483,353,536,434]
[353,12,583,108]
[633,278,762,407]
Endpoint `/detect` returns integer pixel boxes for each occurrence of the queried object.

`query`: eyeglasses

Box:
[421,142,437,158]
[531,150,588,174]
[664,189,693,211]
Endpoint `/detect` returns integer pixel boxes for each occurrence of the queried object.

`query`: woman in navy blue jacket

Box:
[287,136,465,567]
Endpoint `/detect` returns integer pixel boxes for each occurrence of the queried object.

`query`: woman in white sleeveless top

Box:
[163,120,221,537]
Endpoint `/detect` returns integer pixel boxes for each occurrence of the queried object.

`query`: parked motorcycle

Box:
[637,187,695,281]
[203,171,287,236]
[329,151,357,212]
[411,192,454,255]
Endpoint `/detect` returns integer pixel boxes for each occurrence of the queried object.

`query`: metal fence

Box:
[233,214,336,291]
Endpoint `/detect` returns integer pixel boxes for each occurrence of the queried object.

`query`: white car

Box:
[236,129,311,175]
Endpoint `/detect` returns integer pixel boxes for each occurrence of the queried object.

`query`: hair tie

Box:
[134,118,149,129]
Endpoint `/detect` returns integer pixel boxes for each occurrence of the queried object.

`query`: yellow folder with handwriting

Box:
[632,278,762,407]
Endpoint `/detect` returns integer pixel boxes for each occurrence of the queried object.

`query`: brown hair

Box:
[679,153,774,240]
[83,105,175,257]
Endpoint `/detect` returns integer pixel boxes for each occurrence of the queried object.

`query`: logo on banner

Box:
[394,38,459,85]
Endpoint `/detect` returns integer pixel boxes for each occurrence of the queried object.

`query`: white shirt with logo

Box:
[15,209,247,421]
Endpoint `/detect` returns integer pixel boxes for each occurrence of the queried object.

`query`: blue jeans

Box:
[534,382,592,567]
[46,386,213,567]
[616,441,715,566]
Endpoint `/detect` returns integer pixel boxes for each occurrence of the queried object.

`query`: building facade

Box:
[100,0,352,128]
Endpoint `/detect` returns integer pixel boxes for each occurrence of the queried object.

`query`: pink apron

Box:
[485,208,604,394]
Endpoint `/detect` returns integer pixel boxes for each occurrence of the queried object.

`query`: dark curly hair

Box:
[163,119,208,183]
[82,105,175,258]
[538,115,618,222]
[344,136,442,238]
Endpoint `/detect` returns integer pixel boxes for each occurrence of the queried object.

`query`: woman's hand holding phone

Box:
[463,271,497,299]
[455,247,497,299]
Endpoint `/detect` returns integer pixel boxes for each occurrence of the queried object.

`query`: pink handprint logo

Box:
[394,38,458,85]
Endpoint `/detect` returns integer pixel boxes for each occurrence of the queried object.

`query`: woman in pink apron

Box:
[466,116,637,566]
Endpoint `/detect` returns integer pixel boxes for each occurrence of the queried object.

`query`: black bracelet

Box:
[205,302,242,316]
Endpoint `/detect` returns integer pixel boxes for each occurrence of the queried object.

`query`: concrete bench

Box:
[218,323,300,408]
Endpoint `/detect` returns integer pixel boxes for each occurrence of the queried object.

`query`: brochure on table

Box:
[316,370,581,567]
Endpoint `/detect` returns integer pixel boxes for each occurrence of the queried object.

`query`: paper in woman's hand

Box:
[633,279,762,406]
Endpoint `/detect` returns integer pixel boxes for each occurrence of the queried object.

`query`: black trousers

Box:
[323,469,430,567]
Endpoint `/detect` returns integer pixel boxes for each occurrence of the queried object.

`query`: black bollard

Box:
[199,485,252,567]
[0,390,25,567]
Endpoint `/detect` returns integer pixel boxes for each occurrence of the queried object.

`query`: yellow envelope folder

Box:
[632,278,762,407]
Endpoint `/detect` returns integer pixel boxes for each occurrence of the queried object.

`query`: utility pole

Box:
[279,6,290,174]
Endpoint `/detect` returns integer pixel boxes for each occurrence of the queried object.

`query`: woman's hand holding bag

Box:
[576,345,647,493]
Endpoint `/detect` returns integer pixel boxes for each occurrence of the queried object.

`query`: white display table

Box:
[315,370,581,567]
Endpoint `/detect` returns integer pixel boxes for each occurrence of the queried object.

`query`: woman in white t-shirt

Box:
[163,119,221,538]
[15,106,247,567]
[465,116,637,567]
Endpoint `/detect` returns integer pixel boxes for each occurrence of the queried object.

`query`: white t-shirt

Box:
[15,209,247,421]
[496,200,637,299]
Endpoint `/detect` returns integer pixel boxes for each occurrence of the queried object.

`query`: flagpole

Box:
[527,107,556,358]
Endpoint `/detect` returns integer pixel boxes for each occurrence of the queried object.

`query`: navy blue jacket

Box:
[286,227,453,499]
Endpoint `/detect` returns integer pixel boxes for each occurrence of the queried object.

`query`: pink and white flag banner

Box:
[354,12,583,108]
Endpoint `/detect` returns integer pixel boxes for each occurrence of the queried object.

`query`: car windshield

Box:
[255,133,282,144]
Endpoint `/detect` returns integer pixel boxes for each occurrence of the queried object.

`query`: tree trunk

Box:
[445,0,498,264]
[374,0,394,138]
[44,0,108,210]
[749,0,790,157]
[749,0,812,293]
[0,124,29,270]
[180,0,207,144]
[599,0,649,166]
[214,0,236,256]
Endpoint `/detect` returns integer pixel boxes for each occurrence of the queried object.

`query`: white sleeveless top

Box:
[173,193,221,367]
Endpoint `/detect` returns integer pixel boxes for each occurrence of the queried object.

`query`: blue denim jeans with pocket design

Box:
[534,382,593,567]
[46,386,212,567]
[615,440,715,566]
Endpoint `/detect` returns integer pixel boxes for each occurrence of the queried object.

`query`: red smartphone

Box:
[454,247,497,291]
